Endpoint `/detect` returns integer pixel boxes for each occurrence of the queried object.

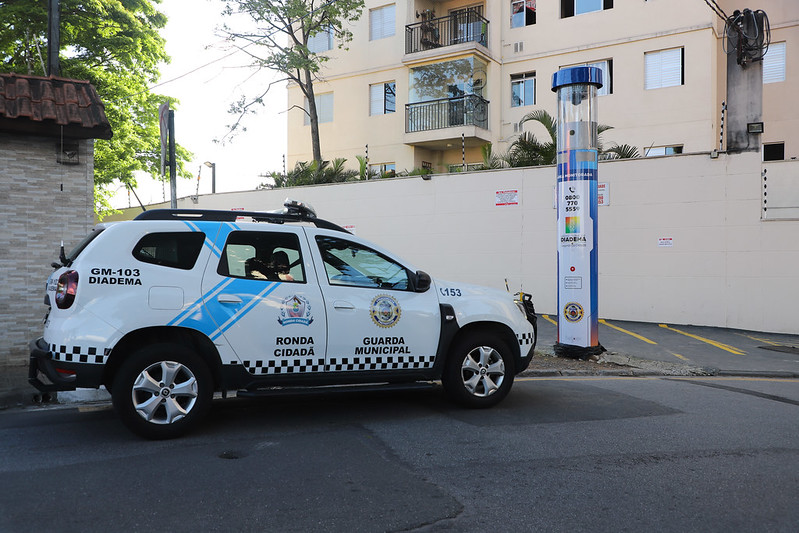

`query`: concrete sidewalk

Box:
[4,347,797,411]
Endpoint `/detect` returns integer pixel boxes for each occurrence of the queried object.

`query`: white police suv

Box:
[30,200,537,438]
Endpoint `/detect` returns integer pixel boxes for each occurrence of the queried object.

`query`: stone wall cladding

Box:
[0,132,95,366]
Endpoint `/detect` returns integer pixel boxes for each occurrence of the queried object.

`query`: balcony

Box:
[404,94,490,149]
[405,10,489,55]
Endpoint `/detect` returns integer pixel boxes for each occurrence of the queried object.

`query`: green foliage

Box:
[477,143,507,170]
[269,158,358,188]
[220,0,365,161]
[355,155,368,180]
[0,0,193,216]
[602,143,641,160]
[506,109,638,168]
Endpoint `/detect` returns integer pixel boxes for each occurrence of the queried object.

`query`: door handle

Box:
[217,294,243,304]
[333,300,355,310]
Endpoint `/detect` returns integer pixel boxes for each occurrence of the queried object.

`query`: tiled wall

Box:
[0,133,94,366]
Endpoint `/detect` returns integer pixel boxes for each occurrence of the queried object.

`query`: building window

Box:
[370,4,395,41]
[763,42,786,84]
[561,0,612,18]
[564,60,612,95]
[645,47,684,89]
[307,26,333,54]
[448,163,482,172]
[511,1,536,28]
[369,163,396,177]
[644,145,683,157]
[763,142,785,161]
[303,93,334,125]
[370,82,396,115]
[511,72,535,107]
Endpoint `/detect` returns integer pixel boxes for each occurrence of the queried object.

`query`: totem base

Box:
[554,342,606,360]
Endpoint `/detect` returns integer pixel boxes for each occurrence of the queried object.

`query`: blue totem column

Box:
[551,66,604,359]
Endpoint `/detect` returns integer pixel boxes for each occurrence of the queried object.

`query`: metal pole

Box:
[211,163,216,194]
[47,0,60,77]
[168,110,177,208]
[462,133,466,171]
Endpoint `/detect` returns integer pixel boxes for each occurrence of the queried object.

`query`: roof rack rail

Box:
[133,199,349,233]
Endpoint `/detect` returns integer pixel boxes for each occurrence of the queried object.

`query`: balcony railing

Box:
[405,11,489,54]
[406,94,489,133]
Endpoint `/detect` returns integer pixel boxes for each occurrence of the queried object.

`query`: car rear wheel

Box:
[112,344,212,439]
[442,333,515,408]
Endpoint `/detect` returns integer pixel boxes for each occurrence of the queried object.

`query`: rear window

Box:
[66,226,106,263]
[132,232,206,270]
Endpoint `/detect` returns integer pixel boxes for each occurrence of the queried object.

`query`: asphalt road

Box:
[1,377,797,532]
[537,316,799,375]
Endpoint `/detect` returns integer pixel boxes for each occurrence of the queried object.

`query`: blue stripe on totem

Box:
[557,149,598,181]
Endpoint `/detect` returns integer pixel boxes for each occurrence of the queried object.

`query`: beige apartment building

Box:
[286,0,798,174]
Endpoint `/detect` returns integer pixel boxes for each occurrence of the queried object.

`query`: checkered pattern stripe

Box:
[50,344,108,364]
[239,355,437,375]
[328,355,435,372]
[243,358,326,375]
[518,332,535,346]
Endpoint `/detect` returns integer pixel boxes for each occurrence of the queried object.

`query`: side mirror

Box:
[414,270,431,292]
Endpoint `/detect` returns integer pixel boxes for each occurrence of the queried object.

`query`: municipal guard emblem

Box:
[563,302,584,323]
[278,295,313,326]
[370,294,401,328]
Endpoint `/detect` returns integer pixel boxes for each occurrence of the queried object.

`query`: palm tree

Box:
[506,109,635,167]
[268,158,359,188]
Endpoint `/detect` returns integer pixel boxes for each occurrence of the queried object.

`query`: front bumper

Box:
[28,337,103,392]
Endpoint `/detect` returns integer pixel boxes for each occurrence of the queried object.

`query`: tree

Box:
[506,109,637,167]
[0,0,192,215]
[262,157,357,188]
[219,0,365,163]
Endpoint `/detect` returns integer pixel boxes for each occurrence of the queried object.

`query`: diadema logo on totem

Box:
[278,295,313,326]
[370,294,401,328]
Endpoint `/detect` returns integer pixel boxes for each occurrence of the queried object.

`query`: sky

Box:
[109,0,288,209]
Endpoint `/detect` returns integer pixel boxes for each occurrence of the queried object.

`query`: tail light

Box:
[55,270,79,309]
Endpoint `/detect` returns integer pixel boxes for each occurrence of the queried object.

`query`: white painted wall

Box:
[110,152,799,334]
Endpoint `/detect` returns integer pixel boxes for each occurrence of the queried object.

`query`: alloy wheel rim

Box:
[131,361,198,424]
[460,346,505,397]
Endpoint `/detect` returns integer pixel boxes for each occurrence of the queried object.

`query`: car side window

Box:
[132,232,206,270]
[218,231,305,283]
[316,235,409,290]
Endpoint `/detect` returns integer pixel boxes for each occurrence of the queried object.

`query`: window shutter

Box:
[318,93,334,123]
[763,42,786,84]
[645,48,682,89]
[370,5,396,40]
[370,84,383,115]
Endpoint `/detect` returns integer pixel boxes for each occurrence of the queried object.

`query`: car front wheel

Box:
[112,344,212,439]
[442,333,515,408]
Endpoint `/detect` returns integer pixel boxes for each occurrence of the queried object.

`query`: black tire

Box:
[111,344,213,439]
[442,332,515,408]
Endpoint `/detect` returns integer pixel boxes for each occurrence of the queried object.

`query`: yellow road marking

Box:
[78,405,112,413]
[670,352,690,362]
[599,319,658,344]
[658,324,746,355]
[735,333,785,347]
[542,314,557,326]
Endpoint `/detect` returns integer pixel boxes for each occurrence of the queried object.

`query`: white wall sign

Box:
[598,182,609,206]
[658,237,674,247]
[495,189,519,206]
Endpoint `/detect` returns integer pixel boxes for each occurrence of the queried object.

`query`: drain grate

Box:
[758,345,799,355]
